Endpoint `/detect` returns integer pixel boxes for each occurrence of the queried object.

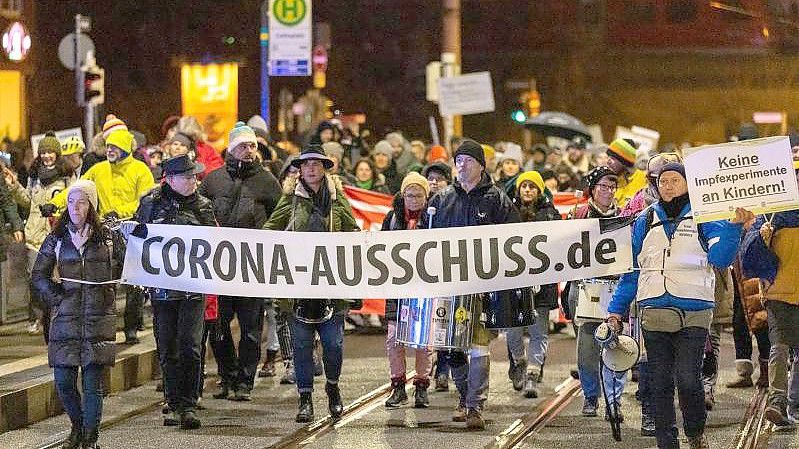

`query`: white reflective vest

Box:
[635,211,716,304]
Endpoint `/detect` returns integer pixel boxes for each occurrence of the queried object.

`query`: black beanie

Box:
[658,162,686,182]
[453,139,486,167]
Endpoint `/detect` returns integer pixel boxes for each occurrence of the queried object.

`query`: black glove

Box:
[560,281,574,321]
[39,203,57,217]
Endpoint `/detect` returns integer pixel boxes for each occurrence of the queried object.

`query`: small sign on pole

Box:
[684,136,799,223]
[268,0,312,76]
[437,71,495,117]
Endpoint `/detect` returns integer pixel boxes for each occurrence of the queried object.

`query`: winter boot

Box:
[326,382,344,420]
[62,425,82,449]
[414,379,430,408]
[756,358,769,388]
[435,373,449,392]
[385,378,408,408]
[82,428,100,449]
[523,371,540,399]
[258,350,278,377]
[465,408,485,430]
[180,410,201,430]
[212,383,230,399]
[726,359,754,388]
[296,392,314,423]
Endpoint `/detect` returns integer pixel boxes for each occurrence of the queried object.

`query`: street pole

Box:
[74,15,81,107]
[442,0,462,148]
[260,1,270,130]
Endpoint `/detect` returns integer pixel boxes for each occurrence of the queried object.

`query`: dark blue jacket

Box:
[741,211,799,283]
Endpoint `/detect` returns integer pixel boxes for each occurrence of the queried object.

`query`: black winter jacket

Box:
[199,156,281,228]
[32,227,121,367]
[516,196,561,309]
[422,173,519,229]
[134,184,217,300]
[381,194,427,321]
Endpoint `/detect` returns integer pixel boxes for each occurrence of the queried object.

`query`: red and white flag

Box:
[343,185,393,231]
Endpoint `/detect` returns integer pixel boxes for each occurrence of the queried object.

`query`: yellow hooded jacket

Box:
[50,153,155,219]
[614,168,647,209]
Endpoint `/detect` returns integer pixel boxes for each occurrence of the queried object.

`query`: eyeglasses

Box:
[595,183,617,192]
[658,178,682,187]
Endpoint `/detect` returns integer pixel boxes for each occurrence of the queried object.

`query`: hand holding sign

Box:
[729,208,755,225]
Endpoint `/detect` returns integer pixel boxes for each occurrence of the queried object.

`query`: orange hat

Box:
[427,145,447,163]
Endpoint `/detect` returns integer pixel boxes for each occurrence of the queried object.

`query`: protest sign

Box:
[684,136,799,223]
[437,72,495,117]
[122,219,632,299]
[30,128,82,156]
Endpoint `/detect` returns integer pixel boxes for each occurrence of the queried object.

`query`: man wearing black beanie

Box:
[421,139,519,430]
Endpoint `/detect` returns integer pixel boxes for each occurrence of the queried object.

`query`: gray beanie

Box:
[371,140,393,160]
[322,141,344,161]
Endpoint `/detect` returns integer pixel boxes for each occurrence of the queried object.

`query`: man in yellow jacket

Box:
[605,138,647,209]
[44,126,155,345]
[46,129,154,219]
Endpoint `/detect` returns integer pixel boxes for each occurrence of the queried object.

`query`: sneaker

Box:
[280,363,296,385]
[163,411,181,426]
[452,405,467,422]
[180,410,201,430]
[27,320,43,336]
[435,373,449,392]
[258,361,276,378]
[765,396,797,430]
[231,388,252,401]
[465,408,485,430]
[523,372,539,399]
[687,433,710,449]
[704,390,715,411]
[582,396,598,417]
[641,412,656,437]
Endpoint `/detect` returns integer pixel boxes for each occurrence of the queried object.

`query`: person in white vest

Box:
[606,162,752,449]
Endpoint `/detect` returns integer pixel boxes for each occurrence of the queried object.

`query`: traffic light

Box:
[511,109,527,123]
[83,64,105,106]
[526,90,540,117]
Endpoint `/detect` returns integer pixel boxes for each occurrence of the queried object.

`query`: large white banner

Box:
[121,220,632,299]
[684,136,799,223]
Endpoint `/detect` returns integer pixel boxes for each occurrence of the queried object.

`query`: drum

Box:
[575,279,618,323]
[395,295,477,350]
[294,299,335,324]
[483,288,536,329]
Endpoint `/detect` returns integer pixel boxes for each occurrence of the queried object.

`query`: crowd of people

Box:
[0,114,796,449]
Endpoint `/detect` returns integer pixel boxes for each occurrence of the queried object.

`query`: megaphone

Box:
[594,322,640,373]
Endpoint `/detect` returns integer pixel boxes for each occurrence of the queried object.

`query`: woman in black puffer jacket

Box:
[31,180,121,449]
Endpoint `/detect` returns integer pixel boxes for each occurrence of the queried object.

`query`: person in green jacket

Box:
[263,144,360,423]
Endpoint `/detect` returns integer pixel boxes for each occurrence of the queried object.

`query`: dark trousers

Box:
[644,327,708,449]
[211,297,264,391]
[123,285,145,336]
[292,315,344,393]
[152,298,204,412]
[732,295,771,361]
[54,364,104,431]
[435,350,451,378]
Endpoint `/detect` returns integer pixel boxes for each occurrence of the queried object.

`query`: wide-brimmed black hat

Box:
[162,154,205,177]
[291,144,334,169]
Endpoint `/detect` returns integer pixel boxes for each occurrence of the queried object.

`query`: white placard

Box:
[122,219,632,299]
[30,127,83,157]
[684,136,799,223]
[614,125,660,154]
[437,72,495,117]
[268,0,312,76]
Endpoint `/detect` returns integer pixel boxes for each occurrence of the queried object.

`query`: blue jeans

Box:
[292,315,344,393]
[450,349,490,410]
[506,306,550,370]
[435,350,451,378]
[577,322,626,402]
[644,327,708,449]
[54,364,104,430]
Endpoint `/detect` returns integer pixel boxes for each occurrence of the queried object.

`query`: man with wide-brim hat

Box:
[123,153,217,430]
[264,144,359,423]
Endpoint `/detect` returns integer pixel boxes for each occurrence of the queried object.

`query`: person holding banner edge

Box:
[382,172,434,409]
[120,155,217,429]
[607,162,752,449]
[421,139,520,430]
[263,144,360,423]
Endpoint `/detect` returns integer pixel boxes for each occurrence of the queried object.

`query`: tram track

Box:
[731,387,772,449]
[487,377,582,449]
[266,370,417,449]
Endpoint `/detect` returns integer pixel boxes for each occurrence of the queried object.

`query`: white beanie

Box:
[68,179,99,211]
